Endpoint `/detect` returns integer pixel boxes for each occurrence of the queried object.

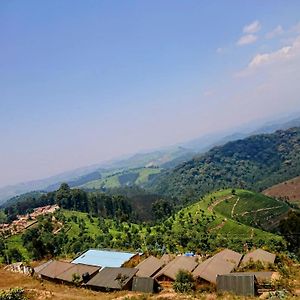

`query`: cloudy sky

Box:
[1,1,300,187]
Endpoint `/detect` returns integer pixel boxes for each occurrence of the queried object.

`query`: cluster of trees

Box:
[150,127,300,201]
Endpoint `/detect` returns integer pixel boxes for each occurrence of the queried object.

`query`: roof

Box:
[86,267,138,290]
[155,256,198,281]
[72,249,137,268]
[35,261,73,279]
[34,260,53,274]
[135,256,164,278]
[242,249,276,265]
[160,254,175,265]
[193,256,236,284]
[56,264,100,283]
[213,249,242,268]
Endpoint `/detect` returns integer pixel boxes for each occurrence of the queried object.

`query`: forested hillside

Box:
[149,127,300,200]
[1,189,286,263]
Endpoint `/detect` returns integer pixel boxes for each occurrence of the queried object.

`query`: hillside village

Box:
[0,205,59,237]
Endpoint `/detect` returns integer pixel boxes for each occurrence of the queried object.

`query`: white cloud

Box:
[266,25,284,39]
[237,34,257,46]
[237,35,300,76]
[243,20,261,34]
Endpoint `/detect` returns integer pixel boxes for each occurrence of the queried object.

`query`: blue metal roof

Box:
[72,249,137,268]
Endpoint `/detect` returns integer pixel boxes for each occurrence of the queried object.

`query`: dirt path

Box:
[209,219,227,232]
[240,205,283,216]
[231,197,240,217]
[208,195,233,212]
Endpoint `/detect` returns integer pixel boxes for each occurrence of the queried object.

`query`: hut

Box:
[192,249,242,284]
[72,249,139,268]
[135,256,164,278]
[217,273,258,296]
[241,249,276,265]
[154,256,198,284]
[132,277,161,293]
[34,260,74,281]
[56,263,100,284]
[85,267,138,291]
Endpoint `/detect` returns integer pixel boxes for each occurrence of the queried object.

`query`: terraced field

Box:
[212,189,290,230]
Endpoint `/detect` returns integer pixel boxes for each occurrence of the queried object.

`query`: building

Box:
[217,273,258,296]
[34,260,74,281]
[241,249,276,265]
[154,256,198,283]
[192,249,242,284]
[132,277,161,293]
[85,267,138,291]
[56,263,100,284]
[135,256,164,278]
[72,249,139,268]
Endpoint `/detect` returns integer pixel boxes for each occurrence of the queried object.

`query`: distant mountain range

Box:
[0,114,300,205]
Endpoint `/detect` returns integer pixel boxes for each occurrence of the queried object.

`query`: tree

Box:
[173,270,195,293]
[279,211,300,257]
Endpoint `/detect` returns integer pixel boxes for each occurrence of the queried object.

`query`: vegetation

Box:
[173,270,195,293]
[81,167,161,190]
[279,211,300,257]
[213,189,290,230]
[1,189,288,263]
[0,288,26,300]
[149,127,300,201]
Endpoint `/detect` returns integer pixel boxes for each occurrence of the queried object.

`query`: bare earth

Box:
[263,176,300,204]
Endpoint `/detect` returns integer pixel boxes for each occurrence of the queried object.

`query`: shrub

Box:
[173,270,195,293]
[0,288,26,300]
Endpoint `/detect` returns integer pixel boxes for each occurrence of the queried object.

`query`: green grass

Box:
[2,189,286,261]
[213,189,290,229]
[80,167,161,189]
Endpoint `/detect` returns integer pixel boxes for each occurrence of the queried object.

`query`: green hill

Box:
[80,167,161,190]
[208,189,290,230]
[2,189,286,263]
[149,127,300,201]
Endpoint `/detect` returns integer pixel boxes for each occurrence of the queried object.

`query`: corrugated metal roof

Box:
[72,249,137,268]
[242,249,276,265]
[154,256,198,281]
[135,256,164,278]
[35,261,74,279]
[86,267,138,290]
[56,264,100,283]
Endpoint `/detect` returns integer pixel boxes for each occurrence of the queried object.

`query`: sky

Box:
[1,0,300,187]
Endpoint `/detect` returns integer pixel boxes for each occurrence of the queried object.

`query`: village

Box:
[5,246,293,298]
[0,205,59,237]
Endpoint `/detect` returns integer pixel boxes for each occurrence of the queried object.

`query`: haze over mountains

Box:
[1,114,300,205]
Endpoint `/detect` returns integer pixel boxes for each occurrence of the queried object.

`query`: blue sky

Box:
[1,1,300,186]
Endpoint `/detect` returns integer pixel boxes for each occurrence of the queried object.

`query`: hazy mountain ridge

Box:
[1,114,299,205]
[149,127,300,200]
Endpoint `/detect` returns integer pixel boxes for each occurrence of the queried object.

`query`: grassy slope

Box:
[3,189,285,262]
[168,189,282,241]
[213,189,290,230]
[81,167,161,189]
